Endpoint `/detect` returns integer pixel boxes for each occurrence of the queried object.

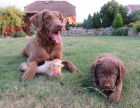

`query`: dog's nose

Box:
[56,23,63,29]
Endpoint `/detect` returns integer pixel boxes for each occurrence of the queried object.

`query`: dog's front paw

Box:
[22,70,36,82]
[19,62,29,71]
[109,92,121,102]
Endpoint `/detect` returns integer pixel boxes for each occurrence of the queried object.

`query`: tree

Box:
[113,13,123,28]
[100,0,128,27]
[102,11,111,28]
[119,5,129,25]
[130,9,140,22]
[0,6,25,35]
[82,19,87,28]
[93,12,101,28]
[85,14,93,29]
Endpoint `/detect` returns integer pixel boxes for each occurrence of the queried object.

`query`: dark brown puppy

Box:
[91,53,126,101]
[20,10,79,81]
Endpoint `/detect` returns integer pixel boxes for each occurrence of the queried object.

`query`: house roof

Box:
[24,0,76,17]
[128,5,140,12]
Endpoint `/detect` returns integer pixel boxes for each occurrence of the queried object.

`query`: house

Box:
[127,5,140,14]
[24,0,76,34]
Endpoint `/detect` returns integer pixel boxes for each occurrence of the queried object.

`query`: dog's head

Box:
[30,10,66,43]
[91,58,126,91]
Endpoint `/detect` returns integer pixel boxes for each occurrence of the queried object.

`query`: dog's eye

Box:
[46,15,51,20]
[98,72,104,77]
[111,73,117,77]
[59,17,63,22]
[99,73,104,77]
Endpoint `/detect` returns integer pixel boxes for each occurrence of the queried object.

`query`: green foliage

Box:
[13,30,27,38]
[29,24,35,36]
[93,12,101,28]
[102,11,111,27]
[100,0,128,27]
[69,22,82,28]
[0,6,25,34]
[128,23,134,27]
[130,9,140,22]
[82,19,87,28]
[119,5,129,25]
[75,22,82,27]
[133,20,140,32]
[113,13,123,28]
[112,27,129,36]
[65,19,70,30]
[85,14,93,29]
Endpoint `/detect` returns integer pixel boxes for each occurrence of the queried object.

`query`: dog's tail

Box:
[62,60,80,72]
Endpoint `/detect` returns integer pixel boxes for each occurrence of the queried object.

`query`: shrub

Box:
[75,22,82,27]
[133,20,140,32]
[112,27,129,36]
[13,30,27,38]
[125,23,134,27]
[113,13,123,28]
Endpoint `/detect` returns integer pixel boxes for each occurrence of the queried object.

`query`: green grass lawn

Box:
[0,36,140,108]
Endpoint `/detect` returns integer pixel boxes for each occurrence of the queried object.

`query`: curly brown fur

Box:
[91,53,126,102]
[20,11,79,81]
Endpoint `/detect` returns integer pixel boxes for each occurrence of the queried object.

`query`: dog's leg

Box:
[109,81,123,102]
[62,60,79,72]
[19,62,29,71]
[22,61,37,82]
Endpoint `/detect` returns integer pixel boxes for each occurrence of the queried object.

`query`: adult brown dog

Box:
[20,10,79,81]
[91,53,126,101]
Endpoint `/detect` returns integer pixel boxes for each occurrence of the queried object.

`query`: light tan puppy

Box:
[19,59,64,77]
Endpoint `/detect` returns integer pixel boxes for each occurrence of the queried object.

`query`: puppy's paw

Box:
[109,92,121,102]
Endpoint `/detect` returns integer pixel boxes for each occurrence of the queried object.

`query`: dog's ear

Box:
[30,11,45,31]
[58,13,67,30]
[117,62,126,82]
[91,60,100,85]
[62,18,67,30]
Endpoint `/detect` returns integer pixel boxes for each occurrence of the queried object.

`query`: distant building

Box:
[127,4,140,14]
[24,0,76,34]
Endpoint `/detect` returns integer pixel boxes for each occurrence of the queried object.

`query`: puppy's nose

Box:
[104,83,111,89]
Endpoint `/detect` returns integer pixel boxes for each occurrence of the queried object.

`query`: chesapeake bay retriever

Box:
[20,10,79,81]
[19,59,64,77]
[91,53,126,101]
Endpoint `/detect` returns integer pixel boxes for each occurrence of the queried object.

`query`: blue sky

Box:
[0,0,140,22]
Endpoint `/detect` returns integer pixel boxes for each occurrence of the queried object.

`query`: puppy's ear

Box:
[117,62,126,82]
[91,60,100,85]
[30,11,46,31]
